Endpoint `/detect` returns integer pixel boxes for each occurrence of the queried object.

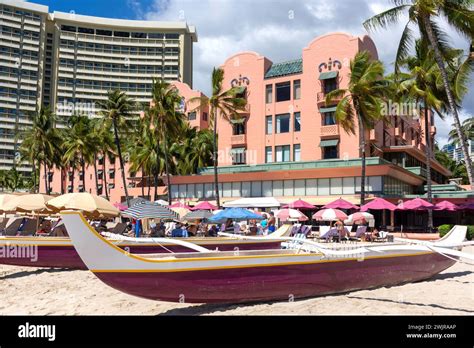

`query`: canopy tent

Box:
[223,197,281,208]
[191,201,218,211]
[182,210,214,221]
[0,194,19,213]
[313,208,348,222]
[433,200,459,211]
[46,193,120,218]
[170,202,191,209]
[459,202,474,210]
[360,198,397,211]
[2,194,53,214]
[398,198,434,210]
[323,198,359,210]
[122,201,178,220]
[170,207,191,218]
[209,208,264,223]
[275,208,309,222]
[282,199,315,210]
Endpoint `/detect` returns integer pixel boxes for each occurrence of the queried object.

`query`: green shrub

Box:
[437,224,453,237]
[466,226,474,241]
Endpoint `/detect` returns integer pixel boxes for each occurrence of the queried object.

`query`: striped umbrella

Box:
[312,208,348,221]
[122,201,178,220]
[275,208,309,222]
[345,212,374,224]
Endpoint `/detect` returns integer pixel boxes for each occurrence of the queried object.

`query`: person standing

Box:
[267,212,276,234]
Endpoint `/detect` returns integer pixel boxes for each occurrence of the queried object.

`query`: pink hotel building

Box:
[42,32,452,205]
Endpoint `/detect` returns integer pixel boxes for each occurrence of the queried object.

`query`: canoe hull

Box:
[93,251,456,303]
[0,238,282,269]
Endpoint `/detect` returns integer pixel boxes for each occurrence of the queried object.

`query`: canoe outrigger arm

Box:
[101,232,213,253]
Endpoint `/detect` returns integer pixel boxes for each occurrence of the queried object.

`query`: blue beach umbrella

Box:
[209,208,264,223]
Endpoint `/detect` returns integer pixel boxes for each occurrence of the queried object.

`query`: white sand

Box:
[0,247,472,316]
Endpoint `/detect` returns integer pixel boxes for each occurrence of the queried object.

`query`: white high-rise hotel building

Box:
[0,0,197,173]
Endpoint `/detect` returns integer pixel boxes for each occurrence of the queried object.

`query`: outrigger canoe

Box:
[61,211,473,303]
[0,232,284,269]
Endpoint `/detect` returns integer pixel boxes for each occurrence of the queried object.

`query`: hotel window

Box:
[188,112,196,120]
[202,112,208,121]
[275,82,291,102]
[324,78,338,94]
[276,114,290,133]
[109,170,115,179]
[294,112,301,132]
[232,121,245,135]
[265,84,273,104]
[231,147,246,165]
[265,146,273,163]
[266,116,273,135]
[294,144,301,162]
[323,112,336,126]
[323,146,338,159]
[293,80,301,100]
[275,145,290,162]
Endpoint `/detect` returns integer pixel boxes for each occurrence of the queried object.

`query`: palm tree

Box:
[175,126,214,175]
[94,119,116,199]
[19,106,60,194]
[148,79,186,203]
[326,51,391,205]
[364,0,474,187]
[189,68,247,208]
[397,39,447,231]
[97,90,136,205]
[449,117,474,145]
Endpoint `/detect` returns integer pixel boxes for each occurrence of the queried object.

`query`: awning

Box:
[319,71,338,80]
[108,169,115,174]
[223,197,281,208]
[231,147,246,154]
[320,106,337,113]
[230,117,246,124]
[319,139,339,147]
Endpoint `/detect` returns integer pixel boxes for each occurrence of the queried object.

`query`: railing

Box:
[320,125,339,137]
[230,134,247,145]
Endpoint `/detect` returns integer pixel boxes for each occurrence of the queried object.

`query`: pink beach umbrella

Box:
[312,208,348,221]
[360,198,397,212]
[113,202,128,211]
[282,199,315,210]
[433,200,459,211]
[398,198,433,210]
[191,201,218,211]
[345,212,374,224]
[170,202,191,209]
[323,198,359,210]
[276,208,309,222]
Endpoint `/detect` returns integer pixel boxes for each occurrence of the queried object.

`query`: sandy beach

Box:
[0,247,472,316]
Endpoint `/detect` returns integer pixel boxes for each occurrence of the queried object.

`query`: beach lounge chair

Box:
[319,227,337,242]
[108,222,128,235]
[289,224,300,237]
[301,225,312,237]
[18,218,39,236]
[3,218,24,236]
[374,231,390,242]
[349,225,367,242]
[0,218,8,234]
[281,232,306,250]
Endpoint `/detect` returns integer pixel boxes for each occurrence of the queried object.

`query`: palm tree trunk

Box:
[357,112,366,206]
[161,122,173,204]
[141,167,145,198]
[112,118,130,205]
[103,155,109,200]
[212,110,221,208]
[154,172,159,201]
[424,105,433,232]
[60,168,65,194]
[43,162,48,194]
[71,167,75,193]
[32,159,37,193]
[81,157,86,193]
[93,154,99,196]
[422,15,474,188]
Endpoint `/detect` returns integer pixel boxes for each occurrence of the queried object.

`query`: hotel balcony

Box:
[230,134,247,146]
[317,92,342,107]
[320,125,340,137]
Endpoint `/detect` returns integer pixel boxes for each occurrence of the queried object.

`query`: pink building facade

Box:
[41,81,209,203]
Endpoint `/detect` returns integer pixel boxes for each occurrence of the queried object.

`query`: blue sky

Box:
[30,0,153,19]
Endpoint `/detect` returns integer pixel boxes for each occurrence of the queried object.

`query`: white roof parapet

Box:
[0,0,49,13]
